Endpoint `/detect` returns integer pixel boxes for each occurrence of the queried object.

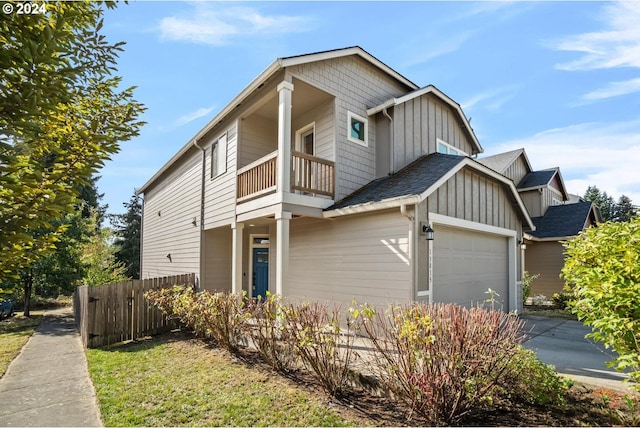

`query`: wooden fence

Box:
[73,273,196,348]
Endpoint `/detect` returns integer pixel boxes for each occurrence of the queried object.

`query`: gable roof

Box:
[477,148,532,175]
[324,153,535,230]
[518,170,557,189]
[367,85,483,155]
[138,46,418,195]
[527,201,598,240]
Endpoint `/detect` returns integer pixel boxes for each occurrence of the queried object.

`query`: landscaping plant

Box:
[356,302,526,425]
[245,292,298,373]
[562,217,640,391]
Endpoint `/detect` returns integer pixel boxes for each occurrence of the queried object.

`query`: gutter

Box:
[193,139,206,290]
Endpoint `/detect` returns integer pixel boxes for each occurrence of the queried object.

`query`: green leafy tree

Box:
[614,195,637,223]
[81,222,129,286]
[0,2,145,312]
[109,191,142,279]
[562,217,640,391]
[584,186,616,222]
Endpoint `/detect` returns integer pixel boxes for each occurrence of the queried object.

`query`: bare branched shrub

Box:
[245,293,298,373]
[357,302,525,425]
[281,300,361,397]
[197,291,250,354]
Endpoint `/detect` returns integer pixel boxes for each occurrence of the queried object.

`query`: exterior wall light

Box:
[166,253,172,262]
[421,223,435,241]
[519,240,527,250]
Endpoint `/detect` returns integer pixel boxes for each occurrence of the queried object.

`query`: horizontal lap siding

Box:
[288,211,412,309]
[202,227,232,293]
[204,124,237,229]
[240,116,276,169]
[292,100,334,160]
[526,241,566,297]
[142,150,201,279]
[289,57,411,201]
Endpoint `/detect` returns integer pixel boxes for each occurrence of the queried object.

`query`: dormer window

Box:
[347,111,368,147]
[437,138,467,156]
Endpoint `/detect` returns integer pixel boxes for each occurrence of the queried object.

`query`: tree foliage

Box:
[562,217,640,391]
[0,2,145,280]
[584,186,616,222]
[109,191,142,279]
[614,195,637,223]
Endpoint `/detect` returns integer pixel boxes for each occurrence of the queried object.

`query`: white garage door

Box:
[433,226,509,310]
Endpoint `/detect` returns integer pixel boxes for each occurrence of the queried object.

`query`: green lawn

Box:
[86,334,362,427]
[0,312,43,377]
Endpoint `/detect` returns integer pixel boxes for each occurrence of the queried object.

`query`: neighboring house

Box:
[478,148,600,297]
[137,47,533,313]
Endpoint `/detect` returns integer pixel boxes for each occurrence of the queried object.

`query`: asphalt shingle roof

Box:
[518,170,556,189]
[529,201,595,239]
[326,153,465,211]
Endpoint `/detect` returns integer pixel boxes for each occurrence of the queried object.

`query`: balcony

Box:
[237,150,335,203]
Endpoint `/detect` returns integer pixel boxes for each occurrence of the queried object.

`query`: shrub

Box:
[562,217,640,391]
[551,292,574,310]
[522,271,540,304]
[357,303,526,425]
[280,300,360,397]
[197,291,250,354]
[245,292,298,372]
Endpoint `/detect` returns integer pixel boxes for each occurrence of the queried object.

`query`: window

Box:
[347,111,368,147]
[295,123,315,155]
[211,133,227,179]
[436,138,467,156]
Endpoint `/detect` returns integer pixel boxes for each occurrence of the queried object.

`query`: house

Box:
[478,148,600,297]
[137,47,534,313]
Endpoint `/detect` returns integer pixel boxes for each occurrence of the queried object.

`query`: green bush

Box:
[562,217,640,391]
[551,292,574,310]
[522,271,540,304]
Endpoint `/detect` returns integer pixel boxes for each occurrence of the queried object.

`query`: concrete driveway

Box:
[521,314,633,392]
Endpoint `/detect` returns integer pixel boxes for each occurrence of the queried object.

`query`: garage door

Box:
[433,226,509,310]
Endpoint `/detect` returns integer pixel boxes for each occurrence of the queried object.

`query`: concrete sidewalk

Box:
[521,314,633,393]
[0,307,102,427]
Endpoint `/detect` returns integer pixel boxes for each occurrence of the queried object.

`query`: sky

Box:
[99,1,640,215]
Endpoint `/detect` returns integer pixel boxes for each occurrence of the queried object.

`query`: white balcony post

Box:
[275,211,292,296]
[277,81,294,193]
[231,222,244,294]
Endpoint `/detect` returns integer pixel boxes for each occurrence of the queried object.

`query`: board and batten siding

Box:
[288,56,411,201]
[503,155,530,185]
[288,210,413,309]
[391,93,475,173]
[203,124,238,229]
[426,167,522,232]
[141,148,202,279]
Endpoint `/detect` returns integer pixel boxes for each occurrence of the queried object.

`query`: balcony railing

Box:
[236,150,335,203]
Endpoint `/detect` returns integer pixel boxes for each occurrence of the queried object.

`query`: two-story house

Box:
[137,47,533,312]
[478,148,600,297]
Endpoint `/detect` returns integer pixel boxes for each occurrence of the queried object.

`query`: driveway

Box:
[521,314,633,392]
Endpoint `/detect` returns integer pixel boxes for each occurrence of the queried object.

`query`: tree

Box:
[584,186,615,222]
[561,217,640,391]
[0,3,145,312]
[80,219,129,286]
[613,195,637,223]
[109,192,142,279]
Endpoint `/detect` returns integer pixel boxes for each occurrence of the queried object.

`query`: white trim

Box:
[295,122,316,154]
[248,233,270,299]
[436,138,468,156]
[429,213,517,238]
[347,111,368,147]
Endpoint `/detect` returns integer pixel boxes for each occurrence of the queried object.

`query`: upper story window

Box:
[347,111,368,147]
[211,133,227,179]
[552,197,562,206]
[436,138,467,157]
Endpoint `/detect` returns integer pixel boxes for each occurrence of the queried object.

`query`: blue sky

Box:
[100,1,640,215]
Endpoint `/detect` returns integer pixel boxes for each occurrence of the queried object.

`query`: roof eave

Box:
[323,195,420,218]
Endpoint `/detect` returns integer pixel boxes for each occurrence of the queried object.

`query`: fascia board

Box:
[323,195,420,218]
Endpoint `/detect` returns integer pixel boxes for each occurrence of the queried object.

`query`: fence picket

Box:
[73,273,196,348]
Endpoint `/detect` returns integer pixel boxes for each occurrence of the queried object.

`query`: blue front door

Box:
[252,248,269,299]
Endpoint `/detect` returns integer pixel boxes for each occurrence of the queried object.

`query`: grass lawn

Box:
[86,334,366,427]
[0,312,44,377]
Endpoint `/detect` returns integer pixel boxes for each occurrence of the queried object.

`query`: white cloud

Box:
[461,86,518,112]
[488,120,640,203]
[158,4,309,45]
[174,106,215,127]
[582,77,640,101]
[553,1,640,71]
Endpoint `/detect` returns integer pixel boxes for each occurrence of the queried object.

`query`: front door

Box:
[252,248,269,299]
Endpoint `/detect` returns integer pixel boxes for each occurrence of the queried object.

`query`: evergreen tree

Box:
[109,192,142,279]
[613,195,637,222]
[584,186,616,222]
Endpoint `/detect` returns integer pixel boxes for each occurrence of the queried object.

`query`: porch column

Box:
[276,81,294,194]
[275,211,292,296]
[231,222,244,294]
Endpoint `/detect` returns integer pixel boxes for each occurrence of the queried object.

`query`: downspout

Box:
[193,139,206,291]
[383,107,394,173]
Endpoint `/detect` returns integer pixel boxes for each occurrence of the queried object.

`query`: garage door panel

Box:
[433,226,509,310]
